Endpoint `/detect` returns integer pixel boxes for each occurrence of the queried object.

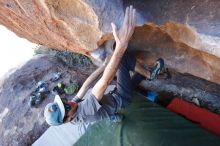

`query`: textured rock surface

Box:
[0,0,123,53]
[0,0,220,84]
[0,55,91,146]
[140,71,220,114]
[132,23,220,84]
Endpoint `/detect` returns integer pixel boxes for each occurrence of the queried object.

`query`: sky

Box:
[0,25,36,78]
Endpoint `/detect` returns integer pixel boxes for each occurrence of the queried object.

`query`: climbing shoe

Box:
[36,81,46,89]
[150,58,164,80]
[29,92,44,107]
[29,95,36,107]
[34,93,44,105]
[35,80,49,93]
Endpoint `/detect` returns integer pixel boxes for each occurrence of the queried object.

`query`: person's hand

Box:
[111,5,136,52]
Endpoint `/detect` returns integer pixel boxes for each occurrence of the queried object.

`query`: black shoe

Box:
[150,58,164,80]
[34,93,44,105]
[29,95,36,107]
[29,92,44,107]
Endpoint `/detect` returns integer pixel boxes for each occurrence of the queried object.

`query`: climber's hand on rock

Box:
[111,5,136,53]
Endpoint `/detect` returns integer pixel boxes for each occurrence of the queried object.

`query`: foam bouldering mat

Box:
[167,98,220,136]
[74,93,220,146]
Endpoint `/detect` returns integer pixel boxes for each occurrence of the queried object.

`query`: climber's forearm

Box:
[75,65,106,99]
[92,46,126,101]
[91,5,136,101]
[100,48,125,85]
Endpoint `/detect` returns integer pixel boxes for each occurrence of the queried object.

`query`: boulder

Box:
[0,0,124,53]
[0,0,220,83]
[0,54,91,146]
[132,23,220,84]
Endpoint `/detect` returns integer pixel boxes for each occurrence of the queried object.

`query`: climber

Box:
[44,5,164,128]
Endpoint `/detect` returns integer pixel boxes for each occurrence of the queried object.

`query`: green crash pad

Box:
[74,93,220,146]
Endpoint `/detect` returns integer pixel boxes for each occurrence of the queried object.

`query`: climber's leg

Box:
[115,51,150,107]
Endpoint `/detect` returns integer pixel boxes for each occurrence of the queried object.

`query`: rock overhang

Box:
[0,0,220,84]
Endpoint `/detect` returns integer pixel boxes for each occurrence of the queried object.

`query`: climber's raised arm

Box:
[92,5,136,101]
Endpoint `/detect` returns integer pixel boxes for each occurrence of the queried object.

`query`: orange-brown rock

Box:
[0,0,123,53]
[0,0,220,84]
[132,22,220,83]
